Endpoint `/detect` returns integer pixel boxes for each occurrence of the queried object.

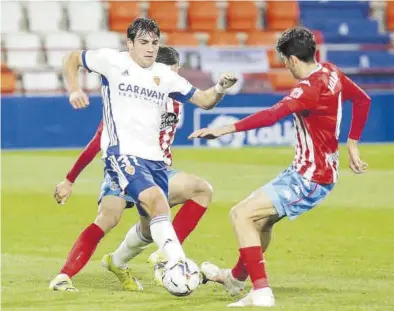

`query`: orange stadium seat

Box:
[266,1,299,31]
[387,0,394,31]
[166,32,200,46]
[1,67,17,94]
[267,70,296,91]
[188,1,220,31]
[108,1,142,33]
[267,50,285,68]
[227,1,259,31]
[245,31,280,46]
[208,31,240,46]
[148,1,179,32]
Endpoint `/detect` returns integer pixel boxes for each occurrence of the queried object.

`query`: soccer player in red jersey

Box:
[189,27,371,307]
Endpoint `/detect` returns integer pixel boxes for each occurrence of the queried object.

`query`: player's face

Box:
[282,55,301,79]
[127,32,159,68]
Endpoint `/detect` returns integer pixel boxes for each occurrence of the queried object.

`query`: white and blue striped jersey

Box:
[81,48,196,161]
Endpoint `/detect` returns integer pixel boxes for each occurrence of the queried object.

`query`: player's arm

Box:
[189,85,319,139]
[342,74,371,174]
[169,72,238,110]
[189,73,238,110]
[62,50,89,109]
[54,121,103,204]
[63,48,114,109]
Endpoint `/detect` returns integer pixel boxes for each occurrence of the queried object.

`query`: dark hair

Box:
[156,46,179,66]
[127,17,160,41]
[276,27,316,63]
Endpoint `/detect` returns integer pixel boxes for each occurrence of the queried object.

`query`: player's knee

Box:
[192,178,213,207]
[230,204,245,223]
[95,209,122,233]
[139,187,170,217]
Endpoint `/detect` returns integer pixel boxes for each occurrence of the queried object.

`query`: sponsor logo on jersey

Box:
[118,83,165,100]
[153,76,161,86]
[160,112,179,130]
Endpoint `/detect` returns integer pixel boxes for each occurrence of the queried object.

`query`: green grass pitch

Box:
[2,146,394,310]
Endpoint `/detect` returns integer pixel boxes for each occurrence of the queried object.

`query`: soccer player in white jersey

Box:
[49,18,237,292]
[52,46,215,290]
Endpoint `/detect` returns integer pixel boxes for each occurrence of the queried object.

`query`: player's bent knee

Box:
[230,204,245,222]
[191,178,213,206]
[139,186,170,218]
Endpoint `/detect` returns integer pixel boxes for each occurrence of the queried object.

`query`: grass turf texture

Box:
[2,146,394,310]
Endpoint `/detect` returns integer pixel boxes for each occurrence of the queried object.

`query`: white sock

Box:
[112,223,152,268]
[150,215,186,262]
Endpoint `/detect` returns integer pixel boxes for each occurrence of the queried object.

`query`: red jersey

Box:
[235,62,371,184]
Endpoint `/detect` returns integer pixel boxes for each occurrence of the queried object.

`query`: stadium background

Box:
[2,1,394,311]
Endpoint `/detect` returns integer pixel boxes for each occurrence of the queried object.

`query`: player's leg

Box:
[225,215,282,287]
[169,171,213,243]
[149,170,213,264]
[49,195,125,291]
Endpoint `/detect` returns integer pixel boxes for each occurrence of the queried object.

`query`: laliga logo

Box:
[206,115,245,148]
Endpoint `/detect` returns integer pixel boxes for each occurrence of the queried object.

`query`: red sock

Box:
[239,246,269,290]
[231,255,248,281]
[60,223,104,278]
[172,200,207,244]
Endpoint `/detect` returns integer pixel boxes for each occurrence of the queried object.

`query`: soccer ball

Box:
[161,259,201,296]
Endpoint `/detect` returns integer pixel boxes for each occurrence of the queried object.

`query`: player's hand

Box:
[188,125,235,140]
[347,139,368,174]
[54,179,73,205]
[69,90,89,109]
[217,73,238,91]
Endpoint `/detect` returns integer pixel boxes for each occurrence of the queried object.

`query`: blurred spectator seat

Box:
[188,1,220,31]
[299,1,370,21]
[166,32,200,46]
[327,50,394,68]
[267,70,296,91]
[1,65,17,94]
[266,1,299,31]
[3,33,42,69]
[303,19,390,44]
[44,32,82,69]
[208,31,240,46]
[26,1,63,33]
[245,31,280,46]
[108,1,142,33]
[85,32,121,50]
[79,71,101,92]
[148,1,180,31]
[22,71,61,93]
[1,2,23,33]
[387,0,394,31]
[227,1,259,31]
[66,1,104,32]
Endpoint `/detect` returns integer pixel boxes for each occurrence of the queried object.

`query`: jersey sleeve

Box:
[66,121,103,183]
[81,49,115,76]
[341,74,371,140]
[168,72,197,102]
[234,80,322,132]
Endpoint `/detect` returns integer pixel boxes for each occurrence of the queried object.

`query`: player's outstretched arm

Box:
[189,73,238,110]
[188,98,307,140]
[53,121,103,204]
[342,74,371,174]
[63,50,89,109]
